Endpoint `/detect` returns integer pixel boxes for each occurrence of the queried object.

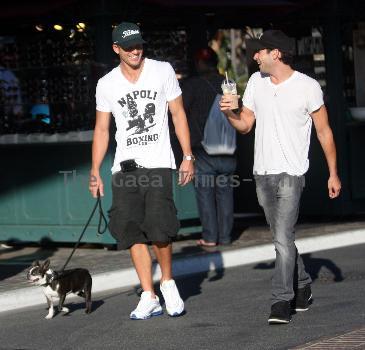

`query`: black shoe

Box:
[292,284,312,312]
[268,301,291,324]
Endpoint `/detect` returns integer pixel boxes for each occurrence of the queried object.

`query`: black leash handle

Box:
[60,190,107,272]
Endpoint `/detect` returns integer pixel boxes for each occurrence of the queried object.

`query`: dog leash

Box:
[60,190,107,273]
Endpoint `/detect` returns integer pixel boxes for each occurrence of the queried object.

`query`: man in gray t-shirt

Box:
[221,30,341,325]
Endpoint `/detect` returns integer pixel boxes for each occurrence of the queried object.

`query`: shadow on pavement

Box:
[65,299,104,314]
[173,245,225,303]
[253,252,344,282]
[0,238,57,281]
[302,253,344,282]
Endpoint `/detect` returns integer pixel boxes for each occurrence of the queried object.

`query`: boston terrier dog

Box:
[27,259,92,319]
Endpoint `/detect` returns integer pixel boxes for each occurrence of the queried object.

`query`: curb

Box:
[1,229,365,313]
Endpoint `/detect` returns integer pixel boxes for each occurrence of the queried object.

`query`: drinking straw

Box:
[225,71,229,84]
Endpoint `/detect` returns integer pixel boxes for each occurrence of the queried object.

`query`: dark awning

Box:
[0,0,76,19]
[143,0,298,6]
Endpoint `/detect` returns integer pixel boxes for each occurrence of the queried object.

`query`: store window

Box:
[143,29,189,80]
[209,28,251,95]
[206,26,327,96]
[0,23,104,138]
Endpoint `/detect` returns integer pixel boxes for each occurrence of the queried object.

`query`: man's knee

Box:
[273,238,296,258]
[152,242,171,249]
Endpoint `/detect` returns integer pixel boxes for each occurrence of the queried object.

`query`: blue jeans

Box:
[194,149,236,244]
[255,173,312,304]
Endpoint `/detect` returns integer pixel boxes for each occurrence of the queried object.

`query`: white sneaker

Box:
[160,279,185,317]
[130,291,163,320]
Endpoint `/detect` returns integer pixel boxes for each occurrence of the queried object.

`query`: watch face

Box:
[184,155,195,161]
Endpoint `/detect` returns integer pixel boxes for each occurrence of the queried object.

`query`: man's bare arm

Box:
[168,95,194,186]
[220,96,256,134]
[89,110,111,197]
[311,105,341,198]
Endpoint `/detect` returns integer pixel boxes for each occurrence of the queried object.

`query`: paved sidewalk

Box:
[1,218,365,312]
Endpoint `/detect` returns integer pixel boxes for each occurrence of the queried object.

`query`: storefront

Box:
[1,0,364,244]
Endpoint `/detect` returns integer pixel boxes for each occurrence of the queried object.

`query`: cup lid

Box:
[222,79,236,85]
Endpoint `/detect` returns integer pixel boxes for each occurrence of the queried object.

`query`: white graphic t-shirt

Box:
[242,71,324,176]
[96,58,181,174]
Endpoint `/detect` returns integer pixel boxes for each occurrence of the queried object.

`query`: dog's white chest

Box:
[43,285,59,298]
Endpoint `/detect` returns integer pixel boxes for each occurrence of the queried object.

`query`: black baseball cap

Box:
[249,30,295,55]
[112,22,146,49]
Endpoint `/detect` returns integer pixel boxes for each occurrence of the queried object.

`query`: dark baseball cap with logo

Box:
[249,30,295,55]
[112,22,146,49]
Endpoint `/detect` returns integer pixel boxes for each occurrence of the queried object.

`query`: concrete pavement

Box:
[1,218,365,313]
[1,243,365,350]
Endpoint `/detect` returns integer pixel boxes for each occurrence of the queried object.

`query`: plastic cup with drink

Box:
[221,72,239,110]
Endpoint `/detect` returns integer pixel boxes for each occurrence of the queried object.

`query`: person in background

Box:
[0,55,23,128]
[182,47,236,247]
[90,22,194,320]
[220,30,341,324]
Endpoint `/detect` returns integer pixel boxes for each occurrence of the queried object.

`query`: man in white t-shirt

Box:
[89,22,195,320]
[220,30,341,324]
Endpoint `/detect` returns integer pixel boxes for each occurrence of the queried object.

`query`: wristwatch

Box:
[183,154,195,161]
